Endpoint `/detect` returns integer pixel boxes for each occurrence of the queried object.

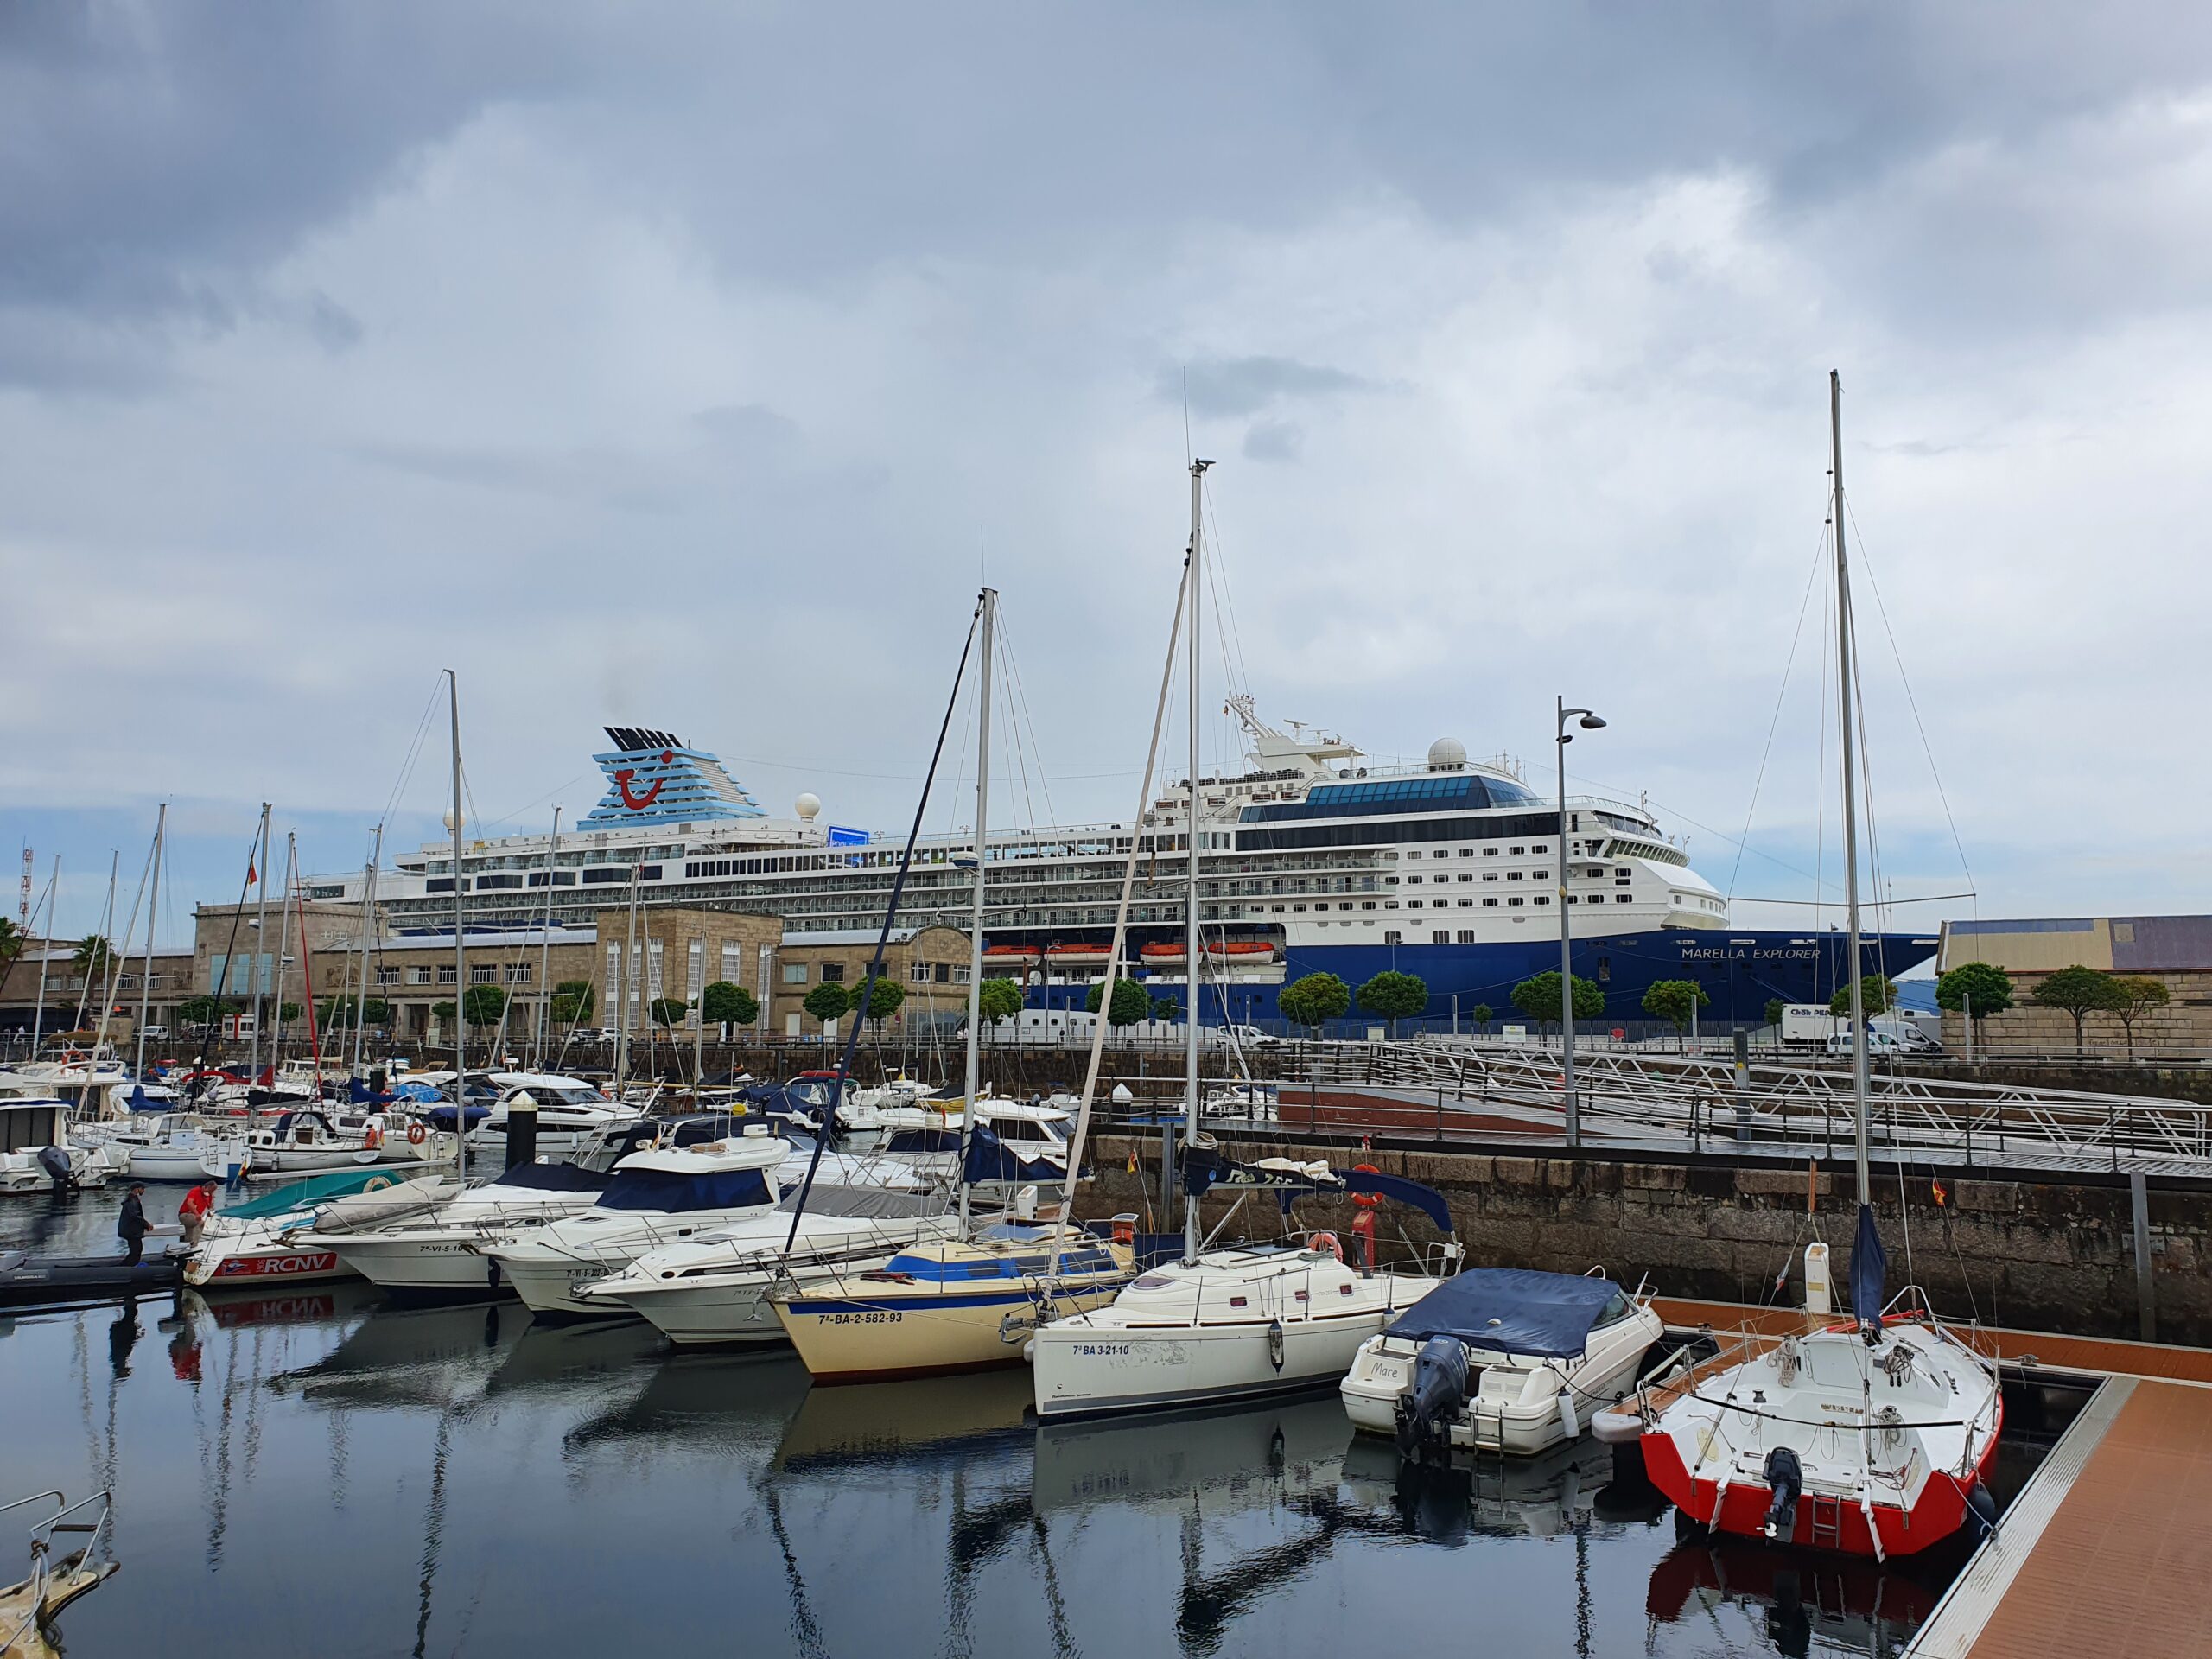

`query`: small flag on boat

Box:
[1127,1147,1138,1173]
[246,853,257,883]
[1931,1177,1948,1207]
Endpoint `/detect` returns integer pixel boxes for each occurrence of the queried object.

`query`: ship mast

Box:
[957,587,995,1234]
[1183,458,1211,1266]
[448,669,467,1179]
[1831,372,1870,1210]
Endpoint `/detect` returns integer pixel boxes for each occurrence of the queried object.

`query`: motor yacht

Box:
[315,1162,615,1295]
[460,1073,638,1160]
[578,1185,962,1343]
[1339,1268,1665,1457]
[478,1129,791,1317]
[0,1090,111,1192]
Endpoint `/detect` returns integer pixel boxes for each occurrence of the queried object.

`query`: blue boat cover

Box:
[488,1162,608,1193]
[1342,1168,1455,1236]
[1850,1201,1887,1325]
[961,1125,1066,1186]
[1384,1268,1621,1358]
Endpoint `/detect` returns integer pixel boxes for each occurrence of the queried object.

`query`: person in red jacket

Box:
[178,1182,214,1247]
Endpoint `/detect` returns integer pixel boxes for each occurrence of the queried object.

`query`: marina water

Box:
[3,1194,2064,1659]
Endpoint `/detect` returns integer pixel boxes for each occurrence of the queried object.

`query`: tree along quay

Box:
[1077,1129,2212,1347]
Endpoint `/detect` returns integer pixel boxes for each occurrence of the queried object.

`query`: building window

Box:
[934,963,952,984]
[1508,872,1523,881]
[819,963,846,982]
[1360,901,1376,911]
[410,966,433,986]
[1431,930,1449,944]
[952,965,971,984]
[911,963,932,983]
[1457,874,1472,883]
[438,965,458,986]
[470,965,499,984]
[1510,845,1525,855]
[1484,847,1499,857]
[1535,896,1550,906]
[1531,843,1548,854]
[1508,897,1523,907]
[1484,898,1499,907]
[1457,930,1477,944]
[1383,931,1402,945]
[1616,893,1633,903]
[505,963,533,984]
[376,966,399,987]
[782,963,809,985]
[1533,869,1549,881]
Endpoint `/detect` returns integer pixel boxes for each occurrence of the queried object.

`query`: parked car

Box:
[138,1024,169,1039]
[1826,1029,1902,1058]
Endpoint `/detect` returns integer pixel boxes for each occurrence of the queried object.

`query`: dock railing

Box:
[1239,1038,2212,1175]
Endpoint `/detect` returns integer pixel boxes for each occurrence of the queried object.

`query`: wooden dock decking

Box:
[1647,1296,2212,1659]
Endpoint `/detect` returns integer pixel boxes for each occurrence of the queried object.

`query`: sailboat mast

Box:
[959,587,996,1234]
[269,834,295,1077]
[448,670,467,1178]
[249,805,270,1082]
[616,863,639,1090]
[1184,457,1211,1265]
[1831,370,1871,1208]
[133,804,165,1082]
[537,808,560,1071]
[29,856,55,1058]
[353,823,383,1082]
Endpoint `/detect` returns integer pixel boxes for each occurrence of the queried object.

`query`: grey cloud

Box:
[1242,418,1306,463]
[1168,357,1374,418]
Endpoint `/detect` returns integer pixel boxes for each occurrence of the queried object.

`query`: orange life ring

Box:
[363,1122,383,1151]
[1310,1231,1344,1262]
[406,1121,428,1147]
[1351,1162,1383,1209]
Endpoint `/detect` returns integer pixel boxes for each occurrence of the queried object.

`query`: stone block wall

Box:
[1084,1132,2212,1347]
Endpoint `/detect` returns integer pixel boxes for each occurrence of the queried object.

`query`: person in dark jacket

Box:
[118,1184,149,1266]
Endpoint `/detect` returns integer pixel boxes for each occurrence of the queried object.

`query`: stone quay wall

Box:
[1082,1132,2212,1348]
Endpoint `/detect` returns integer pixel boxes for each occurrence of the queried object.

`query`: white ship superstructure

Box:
[309,707,1929,1026]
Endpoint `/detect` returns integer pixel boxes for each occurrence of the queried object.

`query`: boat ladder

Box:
[1807,1492,1846,1550]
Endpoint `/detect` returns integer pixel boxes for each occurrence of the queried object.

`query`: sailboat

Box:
[1628,375,2002,1560]
[1029,461,1464,1421]
[771,588,1135,1382]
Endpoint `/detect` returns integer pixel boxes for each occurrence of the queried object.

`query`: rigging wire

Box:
[1840,489,1980,922]
[379,677,447,830]
[1727,511,1834,902]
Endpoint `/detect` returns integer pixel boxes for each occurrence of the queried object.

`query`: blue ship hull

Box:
[1025,927,1938,1031]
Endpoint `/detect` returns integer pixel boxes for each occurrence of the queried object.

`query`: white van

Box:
[1826,1028,1902,1058]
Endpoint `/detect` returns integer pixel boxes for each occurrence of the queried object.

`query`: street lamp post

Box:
[1556,697,1606,1146]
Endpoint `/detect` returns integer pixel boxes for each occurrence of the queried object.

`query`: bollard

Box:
[1732,1030,1751,1143]
[505,1094,538,1171]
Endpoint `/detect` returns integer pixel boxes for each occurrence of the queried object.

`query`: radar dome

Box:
[794,792,822,822]
[1427,737,1467,771]
[442,807,464,832]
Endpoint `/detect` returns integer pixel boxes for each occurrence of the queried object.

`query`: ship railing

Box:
[1277,1039,2212,1173]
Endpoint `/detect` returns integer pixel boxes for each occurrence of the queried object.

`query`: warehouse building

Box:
[1936,915,2212,1054]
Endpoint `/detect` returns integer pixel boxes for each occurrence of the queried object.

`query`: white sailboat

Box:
[1030,461,1463,1421]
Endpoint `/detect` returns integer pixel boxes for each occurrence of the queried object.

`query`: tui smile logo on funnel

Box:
[613,751,674,811]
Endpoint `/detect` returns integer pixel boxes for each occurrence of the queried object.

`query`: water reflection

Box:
[1644,1532,1950,1659]
[0,1274,2004,1659]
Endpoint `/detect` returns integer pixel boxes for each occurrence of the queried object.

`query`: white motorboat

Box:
[478,1130,791,1317]
[1339,1268,1665,1457]
[184,1169,464,1287]
[578,1185,962,1343]
[832,1072,948,1148]
[876,1097,1078,1184]
[315,1161,614,1294]
[461,1073,639,1160]
[0,1094,111,1192]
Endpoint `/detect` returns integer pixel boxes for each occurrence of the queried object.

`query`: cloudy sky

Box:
[6,3,2209,950]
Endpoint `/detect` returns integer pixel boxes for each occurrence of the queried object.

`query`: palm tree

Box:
[72,933,118,983]
[0,916,22,971]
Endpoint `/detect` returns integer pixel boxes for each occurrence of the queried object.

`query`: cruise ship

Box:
[321,704,1935,1030]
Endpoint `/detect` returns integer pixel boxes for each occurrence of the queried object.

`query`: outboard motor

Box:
[1394,1335,1471,1460]
[36,1146,73,1191]
[1762,1446,1804,1541]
